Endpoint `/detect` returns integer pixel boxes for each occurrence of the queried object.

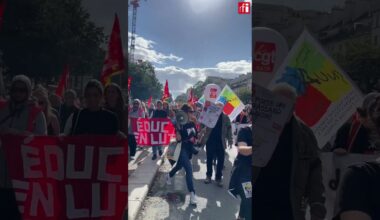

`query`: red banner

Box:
[131,118,176,146]
[1,135,128,220]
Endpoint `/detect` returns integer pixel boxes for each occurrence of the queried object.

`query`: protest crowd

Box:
[129,81,253,220]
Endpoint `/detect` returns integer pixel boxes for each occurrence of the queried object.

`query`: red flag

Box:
[0,0,6,30]
[100,14,125,86]
[128,76,132,93]
[147,96,152,108]
[55,65,69,97]
[162,80,170,101]
[187,88,193,103]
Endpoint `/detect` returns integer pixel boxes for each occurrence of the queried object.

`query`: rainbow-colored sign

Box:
[216,85,245,121]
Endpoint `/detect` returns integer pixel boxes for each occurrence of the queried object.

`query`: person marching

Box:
[229,108,253,220]
[166,104,198,205]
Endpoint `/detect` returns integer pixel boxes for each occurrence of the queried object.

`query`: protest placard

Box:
[252,83,294,167]
[318,152,379,220]
[268,30,363,148]
[253,27,288,87]
[1,135,128,220]
[216,85,245,122]
[198,102,224,128]
[131,118,176,146]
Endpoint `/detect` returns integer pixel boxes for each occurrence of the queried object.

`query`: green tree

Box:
[332,40,380,93]
[0,0,105,83]
[128,60,163,100]
[175,93,187,105]
[236,87,252,104]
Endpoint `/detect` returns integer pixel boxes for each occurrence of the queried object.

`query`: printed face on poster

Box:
[198,101,223,128]
[204,84,221,103]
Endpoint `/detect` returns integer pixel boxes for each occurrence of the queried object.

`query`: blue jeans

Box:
[169,149,195,193]
[152,146,163,156]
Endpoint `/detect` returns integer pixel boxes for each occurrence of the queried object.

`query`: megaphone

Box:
[176,110,189,126]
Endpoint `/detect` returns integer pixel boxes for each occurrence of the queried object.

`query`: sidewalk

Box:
[128,147,167,220]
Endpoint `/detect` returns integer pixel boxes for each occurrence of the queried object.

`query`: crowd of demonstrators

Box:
[333,92,380,220]
[63,80,119,136]
[253,83,326,220]
[166,104,199,205]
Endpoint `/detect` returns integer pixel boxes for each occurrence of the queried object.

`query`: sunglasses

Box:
[38,101,46,106]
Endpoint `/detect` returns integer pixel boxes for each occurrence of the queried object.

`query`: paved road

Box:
[136,145,241,220]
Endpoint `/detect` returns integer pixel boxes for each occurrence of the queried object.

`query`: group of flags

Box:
[54,14,125,97]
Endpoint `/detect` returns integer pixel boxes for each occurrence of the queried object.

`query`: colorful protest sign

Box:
[253,27,288,87]
[252,83,294,167]
[197,95,205,105]
[198,101,224,128]
[268,30,363,148]
[318,153,379,220]
[131,118,176,146]
[216,85,245,122]
[1,135,128,220]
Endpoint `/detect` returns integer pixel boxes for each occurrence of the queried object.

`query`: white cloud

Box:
[155,60,252,97]
[128,32,183,64]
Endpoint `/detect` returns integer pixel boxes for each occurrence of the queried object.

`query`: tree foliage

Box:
[0,0,106,83]
[332,40,380,93]
[128,60,163,100]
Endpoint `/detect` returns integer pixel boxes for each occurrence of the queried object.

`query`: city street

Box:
[136,144,241,220]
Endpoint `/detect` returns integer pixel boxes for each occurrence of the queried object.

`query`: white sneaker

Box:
[190,192,197,205]
[166,173,172,185]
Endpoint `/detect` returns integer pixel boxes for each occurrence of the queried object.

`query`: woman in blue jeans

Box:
[166,104,198,205]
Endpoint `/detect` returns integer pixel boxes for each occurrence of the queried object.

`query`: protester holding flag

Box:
[59,89,79,132]
[129,99,145,159]
[104,83,128,136]
[166,104,198,205]
[64,80,119,135]
[253,83,326,220]
[32,88,60,135]
[200,111,233,187]
[151,100,167,160]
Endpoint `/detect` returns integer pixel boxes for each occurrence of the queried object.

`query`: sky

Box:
[255,0,346,12]
[82,0,128,55]
[128,0,252,97]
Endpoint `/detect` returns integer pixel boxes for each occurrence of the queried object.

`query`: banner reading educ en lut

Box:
[1,135,128,220]
[131,118,176,146]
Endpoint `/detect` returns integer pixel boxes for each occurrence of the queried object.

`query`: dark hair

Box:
[84,80,103,95]
[181,103,193,113]
[104,83,126,130]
